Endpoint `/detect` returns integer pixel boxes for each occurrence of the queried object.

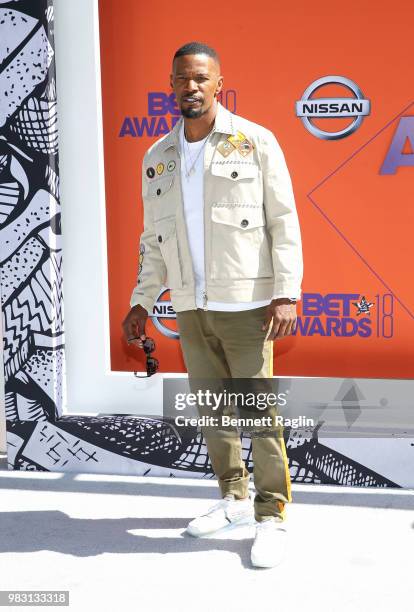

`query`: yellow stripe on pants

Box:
[269,338,292,506]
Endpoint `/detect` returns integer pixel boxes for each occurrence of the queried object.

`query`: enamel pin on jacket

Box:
[130,101,303,313]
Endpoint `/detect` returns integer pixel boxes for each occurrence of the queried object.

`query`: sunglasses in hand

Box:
[131,336,159,378]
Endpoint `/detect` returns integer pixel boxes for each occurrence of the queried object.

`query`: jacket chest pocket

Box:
[148,174,176,220]
[210,205,273,280]
[153,216,183,289]
[210,162,259,180]
[210,162,262,204]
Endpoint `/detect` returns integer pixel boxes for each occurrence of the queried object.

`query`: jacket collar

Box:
[162,100,236,151]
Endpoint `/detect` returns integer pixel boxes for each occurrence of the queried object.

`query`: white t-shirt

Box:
[179,121,282,311]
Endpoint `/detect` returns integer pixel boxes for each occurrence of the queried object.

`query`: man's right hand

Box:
[122,304,148,349]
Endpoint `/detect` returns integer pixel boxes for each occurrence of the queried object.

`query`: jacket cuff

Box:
[272,289,302,301]
[129,290,154,314]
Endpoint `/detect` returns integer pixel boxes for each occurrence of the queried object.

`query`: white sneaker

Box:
[186,494,254,537]
[250,517,288,568]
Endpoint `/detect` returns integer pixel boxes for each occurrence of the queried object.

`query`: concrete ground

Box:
[0,452,413,612]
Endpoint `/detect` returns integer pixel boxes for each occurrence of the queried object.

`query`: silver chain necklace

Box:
[182,125,213,179]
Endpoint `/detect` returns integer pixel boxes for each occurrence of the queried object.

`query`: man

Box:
[122,41,303,568]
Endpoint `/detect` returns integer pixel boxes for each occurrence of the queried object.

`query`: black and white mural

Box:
[1,0,411,489]
[0,1,63,422]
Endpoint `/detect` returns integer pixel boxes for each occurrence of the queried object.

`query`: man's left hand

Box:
[262,298,297,340]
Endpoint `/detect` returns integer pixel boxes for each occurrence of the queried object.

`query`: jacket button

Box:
[241,219,249,228]
[156,188,161,195]
[231,171,238,179]
[158,235,162,243]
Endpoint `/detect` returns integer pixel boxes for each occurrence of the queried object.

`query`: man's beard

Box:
[180,104,206,119]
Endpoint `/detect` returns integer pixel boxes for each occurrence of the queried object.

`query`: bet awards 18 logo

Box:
[293,293,393,338]
[119,90,237,138]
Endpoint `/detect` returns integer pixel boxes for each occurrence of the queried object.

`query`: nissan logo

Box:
[295,75,370,140]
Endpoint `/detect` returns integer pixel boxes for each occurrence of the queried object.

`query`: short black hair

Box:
[173,41,220,67]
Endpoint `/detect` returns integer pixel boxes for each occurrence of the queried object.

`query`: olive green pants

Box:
[176,306,292,522]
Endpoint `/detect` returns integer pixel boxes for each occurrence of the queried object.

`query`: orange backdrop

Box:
[98,0,414,378]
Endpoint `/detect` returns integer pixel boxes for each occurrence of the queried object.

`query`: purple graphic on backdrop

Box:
[380,116,414,174]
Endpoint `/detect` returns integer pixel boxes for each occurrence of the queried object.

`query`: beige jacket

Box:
[129,101,303,313]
